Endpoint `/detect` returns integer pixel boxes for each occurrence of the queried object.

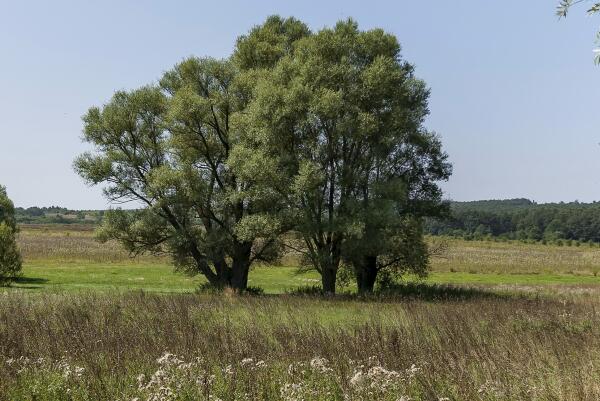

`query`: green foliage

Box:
[233,15,310,70]
[14,206,102,225]
[557,0,600,63]
[75,16,450,294]
[427,199,600,243]
[233,19,451,293]
[0,186,22,285]
[74,18,310,291]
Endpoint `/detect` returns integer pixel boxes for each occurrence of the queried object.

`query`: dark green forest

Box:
[426,199,600,243]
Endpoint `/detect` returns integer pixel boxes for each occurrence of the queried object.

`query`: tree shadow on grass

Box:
[373,282,512,302]
[9,276,49,289]
[284,282,518,302]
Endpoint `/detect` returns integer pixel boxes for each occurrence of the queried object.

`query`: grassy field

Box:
[11,225,600,292]
[2,291,600,400]
[3,226,600,400]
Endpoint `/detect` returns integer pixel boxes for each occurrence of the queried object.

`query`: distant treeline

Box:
[426,199,600,243]
[19,199,600,244]
[15,206,103,225]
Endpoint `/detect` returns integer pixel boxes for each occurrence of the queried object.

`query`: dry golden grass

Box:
[1,291,600,400]
[430,237,600,275]
[4,228,600,399]
[18,226,600,277]
[17,225,165,264]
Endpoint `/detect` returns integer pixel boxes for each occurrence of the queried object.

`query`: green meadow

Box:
[10,226,600,293]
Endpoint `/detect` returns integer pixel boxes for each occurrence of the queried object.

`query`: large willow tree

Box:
[232,20,451,293]
[75,17,309,290]
[77,16,450,293]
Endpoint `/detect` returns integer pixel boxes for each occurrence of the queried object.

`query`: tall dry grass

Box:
[1,291,599,400]
[17,226,600,277]
[430,237,600,275]
[16,225,165,264]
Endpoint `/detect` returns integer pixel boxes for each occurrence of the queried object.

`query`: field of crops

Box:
[3,226,600,400]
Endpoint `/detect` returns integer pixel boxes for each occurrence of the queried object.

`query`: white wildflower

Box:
[74,366,85,378]
[309,357,332,373]
[223,364,234,375]
[350,371,366,388]
[240,357,254,367]
[156,352,183,367]
[367,355,380,366]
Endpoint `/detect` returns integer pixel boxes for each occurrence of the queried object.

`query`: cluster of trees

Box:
[0,186,22,285]
[75,16,451,294]
[14,206,102,225]
[426,199,600,242]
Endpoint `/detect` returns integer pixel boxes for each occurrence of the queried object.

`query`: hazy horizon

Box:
[2,0,600,209]
[14,197,600,211]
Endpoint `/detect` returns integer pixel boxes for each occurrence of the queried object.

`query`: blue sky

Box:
[1,0,599,209]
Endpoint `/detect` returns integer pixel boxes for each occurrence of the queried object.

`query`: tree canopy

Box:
[231,19,451,293]
[76,16,450,293]
[76,17,308,290]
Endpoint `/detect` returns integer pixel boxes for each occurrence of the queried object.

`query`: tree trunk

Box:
[317,238,342,295]
[355,255,378,294]
[213,257,231,288]
[321,266,337,294]
[230,242,252,291]
[191,251,221,287]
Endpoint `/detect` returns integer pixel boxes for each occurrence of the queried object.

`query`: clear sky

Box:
[1,0,599,209]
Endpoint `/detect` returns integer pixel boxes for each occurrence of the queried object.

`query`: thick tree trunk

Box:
[191,250,221,287]
[355,255,378,294]
[213,257,231,288]
[321,266,337,294]
[230,242,252,291]
[317,237,342,295]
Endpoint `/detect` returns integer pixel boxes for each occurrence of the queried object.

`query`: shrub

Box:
[0,186,21,285]
[0,223,21,285]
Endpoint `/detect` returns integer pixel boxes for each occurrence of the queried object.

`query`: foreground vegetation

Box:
[1,290,600,400]
[3,226,600,399]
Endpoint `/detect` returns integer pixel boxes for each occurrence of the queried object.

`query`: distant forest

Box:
[15,206,102,225]
[426,199,600,243]
[17,199,600,244]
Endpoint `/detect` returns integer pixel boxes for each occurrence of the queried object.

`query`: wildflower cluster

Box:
[1,353,448,400]
[347,360,420,399]
[3,355,86,398]
[277,357,337,400]
[5,355,85,379]
[135,352,216,401]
